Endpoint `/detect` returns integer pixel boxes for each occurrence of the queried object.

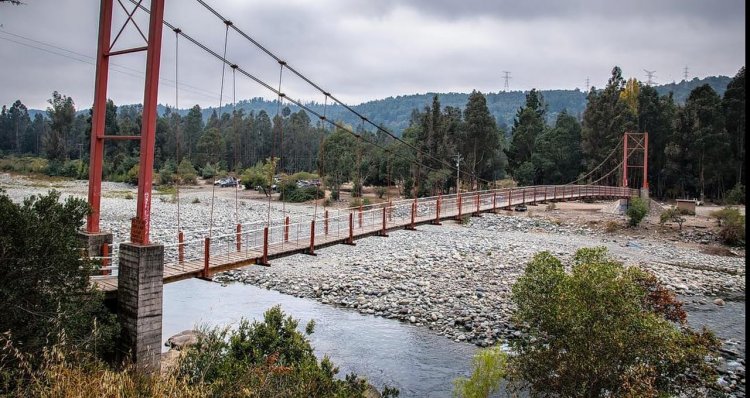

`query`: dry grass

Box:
[604,220,620,233]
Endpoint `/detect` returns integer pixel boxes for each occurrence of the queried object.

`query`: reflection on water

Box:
[163,278,479,397]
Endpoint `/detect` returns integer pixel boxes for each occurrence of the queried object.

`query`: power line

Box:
[0,29,221,103]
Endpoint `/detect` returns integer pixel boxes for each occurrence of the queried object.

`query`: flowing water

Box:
[163,279,744,397]
[163,278,480,397]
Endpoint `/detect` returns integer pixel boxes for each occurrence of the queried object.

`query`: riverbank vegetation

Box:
[454,247,721,397]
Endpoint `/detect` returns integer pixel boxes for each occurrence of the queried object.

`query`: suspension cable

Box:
[208,21,231,239]
[191,0,489,186]
[128,0,459,196]
[174,28,182,236]
[566,139,623,185]
[232,65,239,224]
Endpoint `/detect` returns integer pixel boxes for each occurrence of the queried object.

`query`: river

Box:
[163,279,744,397]
[163,278,480,397]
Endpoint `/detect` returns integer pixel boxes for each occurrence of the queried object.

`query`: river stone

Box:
[714,298,726,306]
[166,330,201,350]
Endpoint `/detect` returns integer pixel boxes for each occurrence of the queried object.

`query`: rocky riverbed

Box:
[2,174,745,395]
[214,213,746,396]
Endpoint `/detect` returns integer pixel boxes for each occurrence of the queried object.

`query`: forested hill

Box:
[158,75,730,135]
[30,75,729,135]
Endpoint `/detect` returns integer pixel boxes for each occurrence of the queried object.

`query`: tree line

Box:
[0,65,744,202]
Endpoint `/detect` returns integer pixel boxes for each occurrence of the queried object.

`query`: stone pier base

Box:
[117,243,164,373]
[640,188,650,203]
[77,231,112,257]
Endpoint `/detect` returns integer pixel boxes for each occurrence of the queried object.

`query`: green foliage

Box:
[241,158,277,197]
[374,186,387,199]
[504,247,720,397]
[0,156,48,174]
[200,162,220,179]
[125,163,140,184]
[0,190,119,371]
[626,196,648,226]
[710,207,745,246]
[176,305,385,397]
[724,183,745,205]
[513,161,535,186]
[452,346,507,398]
[176,158,198,185]
[659,207,686,230]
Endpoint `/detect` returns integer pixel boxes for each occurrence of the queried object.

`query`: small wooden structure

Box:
[675,199,696,214]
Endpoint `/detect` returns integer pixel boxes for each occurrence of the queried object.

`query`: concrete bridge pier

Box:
[78,231,112,259]
[117,243,164,374]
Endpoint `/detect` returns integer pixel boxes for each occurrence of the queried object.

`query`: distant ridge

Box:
[32,75,732,136]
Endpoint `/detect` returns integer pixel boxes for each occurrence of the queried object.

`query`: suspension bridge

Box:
[77,0,649,372]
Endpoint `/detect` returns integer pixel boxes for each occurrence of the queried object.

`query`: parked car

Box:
[221,177,238,187]
[514,204,527,212]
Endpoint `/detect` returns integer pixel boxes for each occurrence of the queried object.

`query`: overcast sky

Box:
[0,0,745,110]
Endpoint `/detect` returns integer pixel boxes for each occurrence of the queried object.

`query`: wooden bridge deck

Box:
[93,185,634,296]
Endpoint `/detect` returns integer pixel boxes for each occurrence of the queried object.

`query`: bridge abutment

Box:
[117,243,164,374]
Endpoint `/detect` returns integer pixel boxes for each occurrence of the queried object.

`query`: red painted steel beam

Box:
[131,0,165,245]
[643,132,649,189]
[86,0,114,233]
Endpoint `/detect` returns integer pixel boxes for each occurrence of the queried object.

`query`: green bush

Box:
[453,346,507,398]
[660,207,686,230]
[626,196,648,226]
[488,247,721,397]
[280,186,323,203]
[711,207,745,245]
[177,159,198,185]
[375,186,387,199]
[0,190,119,375]
[724,183,745,205]
[176,306,394,397]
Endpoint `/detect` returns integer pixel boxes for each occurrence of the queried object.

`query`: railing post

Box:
[544,187,547,202]
[202,237,210,279]
[236,223,241,252]
[358,204,363,228]
[381,207,388,236]
[324,210,329,235]
[433,195,442,225]
[347,212,355,244]
[407,201,417,230]
[309,220,316,255]
[256,227,269,266]
[492,191,497,210]
[553,186,557,200]
[508,189,512,207]
[522,188,526,204]
[178,231,184,263]
[474,192,480,215]
[456,194,463,220]
[284,216,290,242]
[101,243,110,275]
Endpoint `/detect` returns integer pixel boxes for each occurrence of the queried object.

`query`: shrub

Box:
[125,164,140,184]
[177,159,198,185]
[604,220,620,232]
[191,197,200,204]
[200,162,220,179]
[626,197,648,226]
[280,186,323,203]
[711,207,745,246]
[453,346,507,398]
[724,183,745,205]
[375,186,387,199]
[660,207,686,230]
[546,202,556,211]
[0,190,119,368]
[176,306,390,397]
[497,248,720,397]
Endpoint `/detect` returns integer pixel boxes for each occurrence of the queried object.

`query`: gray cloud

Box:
[0,0,744,110]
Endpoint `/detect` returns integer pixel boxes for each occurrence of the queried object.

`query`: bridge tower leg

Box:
[87,0,167,374]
